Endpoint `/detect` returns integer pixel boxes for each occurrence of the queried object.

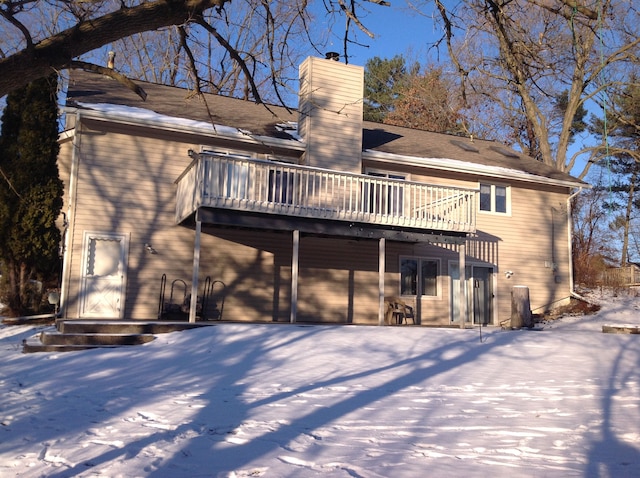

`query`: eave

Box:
[363,149,588,190]
[61,106,307,153]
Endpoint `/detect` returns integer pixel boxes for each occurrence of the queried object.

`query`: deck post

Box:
[459,241,466,328]
[379,237,386,326]
[189,219,202,323]
[290,230,299,323]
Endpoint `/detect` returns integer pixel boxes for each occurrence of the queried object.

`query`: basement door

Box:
[450,263,494,325]
[79,232,129,319]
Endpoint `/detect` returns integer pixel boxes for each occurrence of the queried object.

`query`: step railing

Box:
[176,153,477,233]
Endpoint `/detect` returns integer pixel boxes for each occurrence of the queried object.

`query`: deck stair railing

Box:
[176,153,477,233]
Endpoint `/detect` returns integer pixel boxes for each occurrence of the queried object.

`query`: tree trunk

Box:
[621,170,636,266]
[511,286,533,329]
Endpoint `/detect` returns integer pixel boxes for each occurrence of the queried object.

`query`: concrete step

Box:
[23,340,148,353]
[2,313,56,326]
[56,319,215,335]
[39,331,156,346]
[21,319,219,353]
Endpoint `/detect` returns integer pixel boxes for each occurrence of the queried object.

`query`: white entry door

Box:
[79,232,129,319]
[450,263,495,325]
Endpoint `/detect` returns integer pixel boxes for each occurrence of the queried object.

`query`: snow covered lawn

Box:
[1,290,639,477]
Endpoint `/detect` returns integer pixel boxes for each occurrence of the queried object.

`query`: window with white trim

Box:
[479,183,509,214]
[400,257,439,297]
[365,170,405,215]
[201,150,252,200]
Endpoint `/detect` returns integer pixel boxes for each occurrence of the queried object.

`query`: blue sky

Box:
[315,1,443,67]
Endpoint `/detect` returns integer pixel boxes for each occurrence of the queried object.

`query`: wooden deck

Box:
[176,152,477,234]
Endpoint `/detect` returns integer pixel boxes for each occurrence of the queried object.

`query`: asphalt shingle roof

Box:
[66,68,584,186]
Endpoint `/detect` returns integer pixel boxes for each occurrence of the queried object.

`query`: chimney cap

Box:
[325,52,340,61]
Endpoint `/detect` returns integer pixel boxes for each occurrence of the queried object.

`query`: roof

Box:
[65,68,585,188]
[65,69,297,140]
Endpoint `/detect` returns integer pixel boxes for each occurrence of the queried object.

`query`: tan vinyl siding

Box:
[62,120,308,320]
[299,57,364,173]
[296,237,379,323]
[363,160,573,323]
[198,228,293,323]
[481,184,571,320]
[64,121,195,318]
[199,232,382,324]
[170,231,458,325]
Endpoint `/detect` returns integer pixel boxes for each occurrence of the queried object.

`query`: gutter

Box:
[58,110,82,319]
[61,106,307,153]
[567,187,583,297]
[570,290,590,302]
[363,149,587,189]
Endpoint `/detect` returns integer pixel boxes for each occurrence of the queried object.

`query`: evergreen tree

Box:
[363,55,413,123]
[590,79,640,265]
[0,75,63,316]
[554,90,588,138]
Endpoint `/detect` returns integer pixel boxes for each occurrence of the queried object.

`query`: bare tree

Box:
[384,66,467,134]
[423,0,640,176]
[0,0,389,101]
[572,183,618,285]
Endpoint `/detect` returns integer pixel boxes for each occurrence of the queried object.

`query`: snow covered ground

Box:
[1,290,639,478]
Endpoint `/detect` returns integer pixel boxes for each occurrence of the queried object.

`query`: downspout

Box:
[567,186,583,298]
[58,111,82,318]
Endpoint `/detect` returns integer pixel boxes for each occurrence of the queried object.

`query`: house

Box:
[56,56,586,327]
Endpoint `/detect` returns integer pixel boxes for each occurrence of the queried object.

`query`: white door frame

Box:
[78,231,129,319]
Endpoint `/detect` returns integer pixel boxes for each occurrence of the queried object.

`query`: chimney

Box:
[298,56,364,173]
[325,51,340,61]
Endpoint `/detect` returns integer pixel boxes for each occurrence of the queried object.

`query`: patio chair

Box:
[388,299,415,325]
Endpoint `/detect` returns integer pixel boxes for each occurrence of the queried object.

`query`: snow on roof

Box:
[76,102,247,137]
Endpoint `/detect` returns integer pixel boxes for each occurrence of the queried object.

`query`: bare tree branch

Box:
[0,166,22,198]
[178,26,202,94]
[69,61,148,100]
[529,0,598,21]
[0,6,33,48]
[434,0,468,104]
[338,0,374,38]
[0,0,227,97]
[194,15,265,107]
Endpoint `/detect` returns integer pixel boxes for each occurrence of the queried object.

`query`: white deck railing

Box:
[176,153,477,233]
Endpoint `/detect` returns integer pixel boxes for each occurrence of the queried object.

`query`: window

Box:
[201,150,251,200]
[365,171,405,215]
[400,257,439,297]
[268,169,296,205]
[479,183,509,214]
